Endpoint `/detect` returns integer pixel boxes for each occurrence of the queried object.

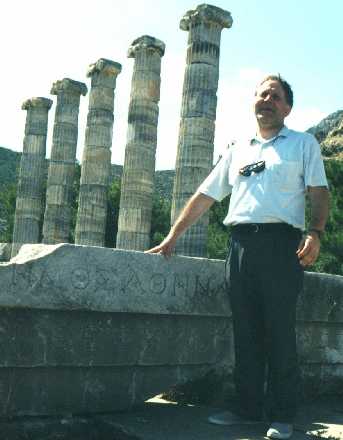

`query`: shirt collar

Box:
[249,125,290,145]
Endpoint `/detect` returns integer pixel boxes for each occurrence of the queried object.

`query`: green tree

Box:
[105,179,121,248]
[208,196,230,260]
[0,183,17,243]
[150,195,171,247]
[310,160,343,275]
[69,163,81,243]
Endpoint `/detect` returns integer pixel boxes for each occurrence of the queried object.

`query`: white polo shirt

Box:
[197,126,328,230]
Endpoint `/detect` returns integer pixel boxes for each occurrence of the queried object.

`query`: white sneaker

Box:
[208,410,260,426]
[267,422,293,439]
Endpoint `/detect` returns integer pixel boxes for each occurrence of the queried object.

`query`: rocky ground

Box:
[1,395,342,440]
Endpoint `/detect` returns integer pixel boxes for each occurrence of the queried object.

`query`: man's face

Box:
[254,80,291,129]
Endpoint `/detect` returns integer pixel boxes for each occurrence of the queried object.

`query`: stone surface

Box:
[0,244,342,417]
[95,395,343,440]
[171,5,232,257]
[75,59,122,246]
[0,244,230,416]
[0,242,11,262]
[2,396,341,440]
[11,97,53,257]
[116,36,165,251]
[1,244,229,315]
[42,79,87,244]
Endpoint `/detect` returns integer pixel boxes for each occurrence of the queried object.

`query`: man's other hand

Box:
[296,232,321,267]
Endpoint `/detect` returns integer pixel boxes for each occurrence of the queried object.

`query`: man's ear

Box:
[284,105,292,118]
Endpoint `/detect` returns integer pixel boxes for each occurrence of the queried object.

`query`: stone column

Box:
[42,78,87,244]
[171,4,232,257]
[11,97,53,257]
[116,36,165,251]
[75,59,122,246]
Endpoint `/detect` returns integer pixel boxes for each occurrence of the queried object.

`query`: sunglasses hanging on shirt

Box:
[239,160,266,177]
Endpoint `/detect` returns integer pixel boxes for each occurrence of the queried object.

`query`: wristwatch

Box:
[308,228,323,239]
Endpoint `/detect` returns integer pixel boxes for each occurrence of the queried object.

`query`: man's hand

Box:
[296,232,321,267]
[145,233,177,258]
[297,185,329,267]
[145,192,215,258]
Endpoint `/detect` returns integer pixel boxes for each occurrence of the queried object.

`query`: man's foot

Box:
[267,422,293,439]
[208,410,260,426]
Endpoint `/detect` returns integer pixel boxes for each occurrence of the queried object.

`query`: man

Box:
[146,74,329,439]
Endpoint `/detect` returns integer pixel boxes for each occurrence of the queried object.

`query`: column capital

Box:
[22,97,53,111]
[128,35,165,58]
[87,58,122,78]
[180,4,233,31]
[51,78,88,96]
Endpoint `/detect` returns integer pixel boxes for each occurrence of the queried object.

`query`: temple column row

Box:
[12,3,232,257]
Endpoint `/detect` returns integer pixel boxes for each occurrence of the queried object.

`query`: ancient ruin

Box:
[11,97,53,257]
[171,4,232,257]
[42,79,87,244]
[116,36,165,251]
[75,59,122,246]
[0,244,342,417]
[2,5,343,429]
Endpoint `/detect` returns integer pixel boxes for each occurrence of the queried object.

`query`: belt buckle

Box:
[252,224,259,233]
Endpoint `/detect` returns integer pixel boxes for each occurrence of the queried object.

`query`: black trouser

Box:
[226,223,304,423]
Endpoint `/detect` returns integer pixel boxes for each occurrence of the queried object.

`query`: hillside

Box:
[307,110,343,143]
[0,151,176,200]
[110,165,175,199]
[307,110,343,159]
[0,146,20,188]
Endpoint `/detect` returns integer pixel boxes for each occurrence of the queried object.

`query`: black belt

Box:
[231,223,300,234]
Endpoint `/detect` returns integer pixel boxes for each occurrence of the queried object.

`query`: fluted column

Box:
[116,35,165,251]
[171,4,232,257]
[75,59,122,246]
[11,98,53,257]
[42,78,87,244]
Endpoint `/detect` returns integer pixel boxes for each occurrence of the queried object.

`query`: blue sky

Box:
[1,0,342,169]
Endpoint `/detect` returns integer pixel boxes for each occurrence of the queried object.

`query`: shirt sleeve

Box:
[197,149,232,201]
[303,134,329,188]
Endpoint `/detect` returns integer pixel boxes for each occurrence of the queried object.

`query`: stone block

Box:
[0,245,342,416]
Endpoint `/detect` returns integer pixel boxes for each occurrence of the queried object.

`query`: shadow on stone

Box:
[1,415,140,440]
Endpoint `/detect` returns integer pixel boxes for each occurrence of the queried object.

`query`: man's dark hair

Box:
[258,74,294,107]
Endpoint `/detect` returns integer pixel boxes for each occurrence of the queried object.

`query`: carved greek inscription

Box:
[212,279,227,296]
[95,267,112,291]
[195,275,210,296]
[150,273,167,295]
[173,273,189,296]
[122,268,144,295]
[37,266,58,290]
[12,264,42,290]
[72,269,90,290]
